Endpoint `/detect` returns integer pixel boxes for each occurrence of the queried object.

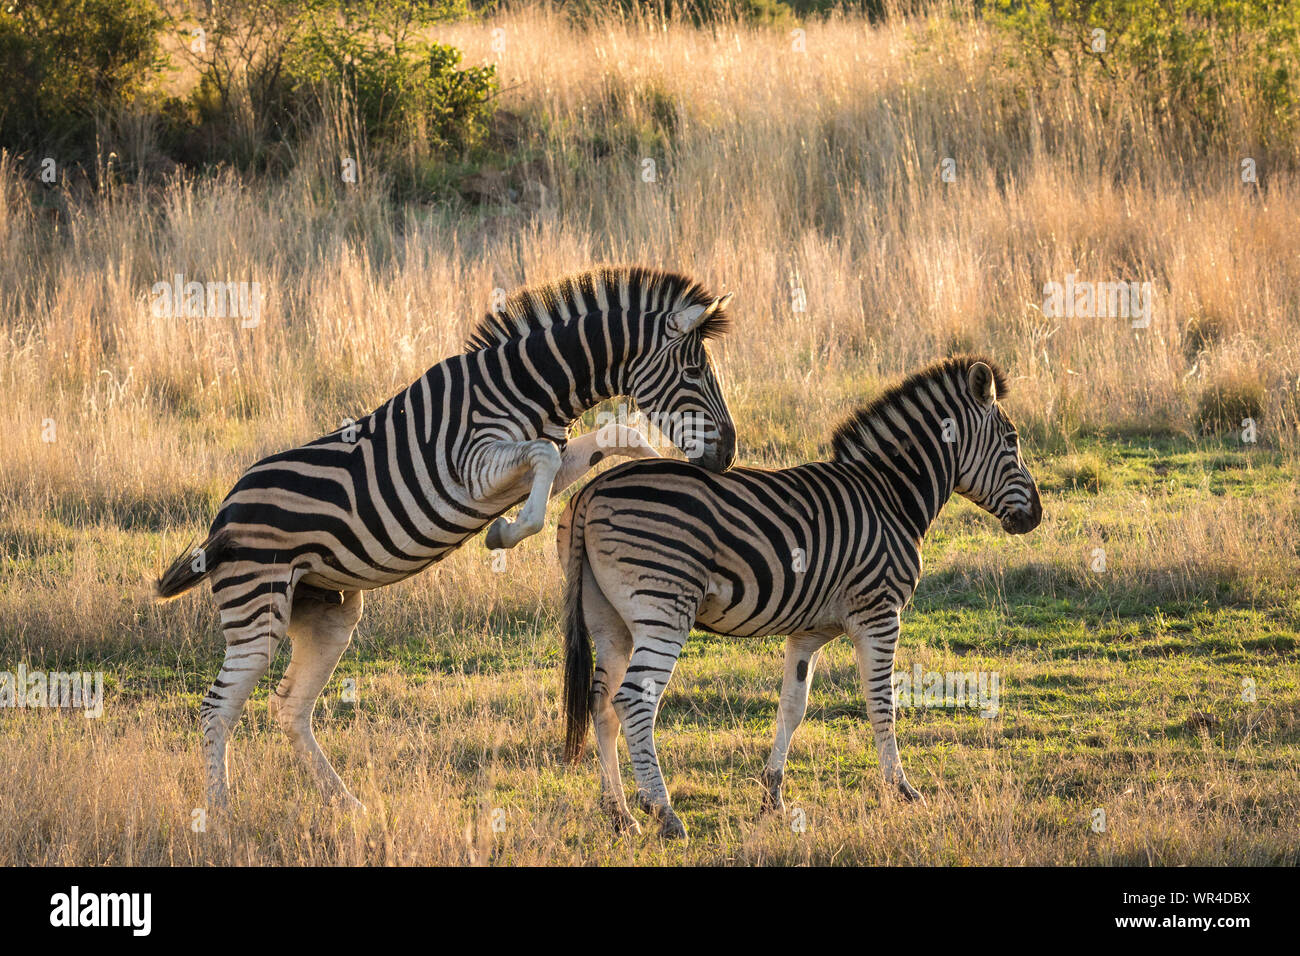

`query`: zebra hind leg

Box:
[584,569,639,834]
[611,626,689,841]
[270,589,365,809]
[200,568,291,810]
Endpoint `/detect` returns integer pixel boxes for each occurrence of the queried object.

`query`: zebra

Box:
[558,356,1042,839]
[153,266,738,810]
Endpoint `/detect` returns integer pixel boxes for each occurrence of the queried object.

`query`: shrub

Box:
[0,0,166,158]
[562,1,789,26]
[989,0,1300,147]
[1197,370,1266,434]
[177,0,492,173]
[285,0,495,154]
[177,0,313,167]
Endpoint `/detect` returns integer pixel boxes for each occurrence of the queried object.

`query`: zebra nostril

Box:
[718,422,737,468]
[692,429,736,473]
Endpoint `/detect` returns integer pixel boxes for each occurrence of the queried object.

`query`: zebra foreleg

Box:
[849,609,924,804]
[549,423,659,498]
[762,631,835,814]
[271,589,365,809]
[479,439,563,550]
[201,570,290,810]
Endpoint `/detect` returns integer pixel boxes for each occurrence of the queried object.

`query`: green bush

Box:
[0,0,166,157]
[178,0,493,174]
[989,0,1300,146]
[286,1,495,153]
[178,0,312,165]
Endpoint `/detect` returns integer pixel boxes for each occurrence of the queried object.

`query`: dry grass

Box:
[1,3,1298,865]
[2,506,1296,865]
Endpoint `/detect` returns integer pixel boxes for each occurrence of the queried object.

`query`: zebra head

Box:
[953,361,1042,535]
[627,293,737,472]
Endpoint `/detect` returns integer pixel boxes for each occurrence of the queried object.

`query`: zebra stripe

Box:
[558,355,1042,838]
[155,265,738,810]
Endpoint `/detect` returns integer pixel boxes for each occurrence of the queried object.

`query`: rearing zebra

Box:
[558,356,1041,839]
[154,266,737,810]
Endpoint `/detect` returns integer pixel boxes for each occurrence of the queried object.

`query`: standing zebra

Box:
[154,266,737,810]
[558,356,1041,838]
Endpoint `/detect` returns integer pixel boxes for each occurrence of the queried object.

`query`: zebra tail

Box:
[154,528,231,601]
[561,495,594,764]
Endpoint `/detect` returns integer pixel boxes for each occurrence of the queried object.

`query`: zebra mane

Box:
[464,266,730,352]
[829,355,1011,462]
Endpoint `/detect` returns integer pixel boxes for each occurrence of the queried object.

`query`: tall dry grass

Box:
[5,5,1299,471]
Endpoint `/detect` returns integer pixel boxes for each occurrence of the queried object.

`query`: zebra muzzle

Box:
[1000,486,1043,534]
[693,420,736,473]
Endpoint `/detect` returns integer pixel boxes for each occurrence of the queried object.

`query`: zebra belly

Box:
[696,574,840,638]
[294,536,472,591]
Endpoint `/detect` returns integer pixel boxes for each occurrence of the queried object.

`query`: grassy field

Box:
[2,436,1297,864]
[2,3,1299,865]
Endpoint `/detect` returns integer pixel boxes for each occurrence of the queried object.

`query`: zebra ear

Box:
[666,294,730,338]
[968,362,997,406]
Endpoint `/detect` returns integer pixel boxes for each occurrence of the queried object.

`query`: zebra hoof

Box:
[484,519,508,551]
[657,811,688,841]
[896,780,924,804]
[760,768,785,814]
[611,811,642,836]
[602,797,642,835]
[636,792,687,840]
[327,790,367,813]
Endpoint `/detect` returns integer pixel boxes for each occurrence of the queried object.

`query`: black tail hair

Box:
[154,528,231,601]
[561,496,594,763]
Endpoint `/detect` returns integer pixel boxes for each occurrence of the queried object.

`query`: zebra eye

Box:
[683,364,704,382]
[1006,432,1019,447]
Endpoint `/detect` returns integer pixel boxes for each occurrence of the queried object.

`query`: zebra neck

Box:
[846,444,957,541]
[465,312,635,440]
[541,310,637,416]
